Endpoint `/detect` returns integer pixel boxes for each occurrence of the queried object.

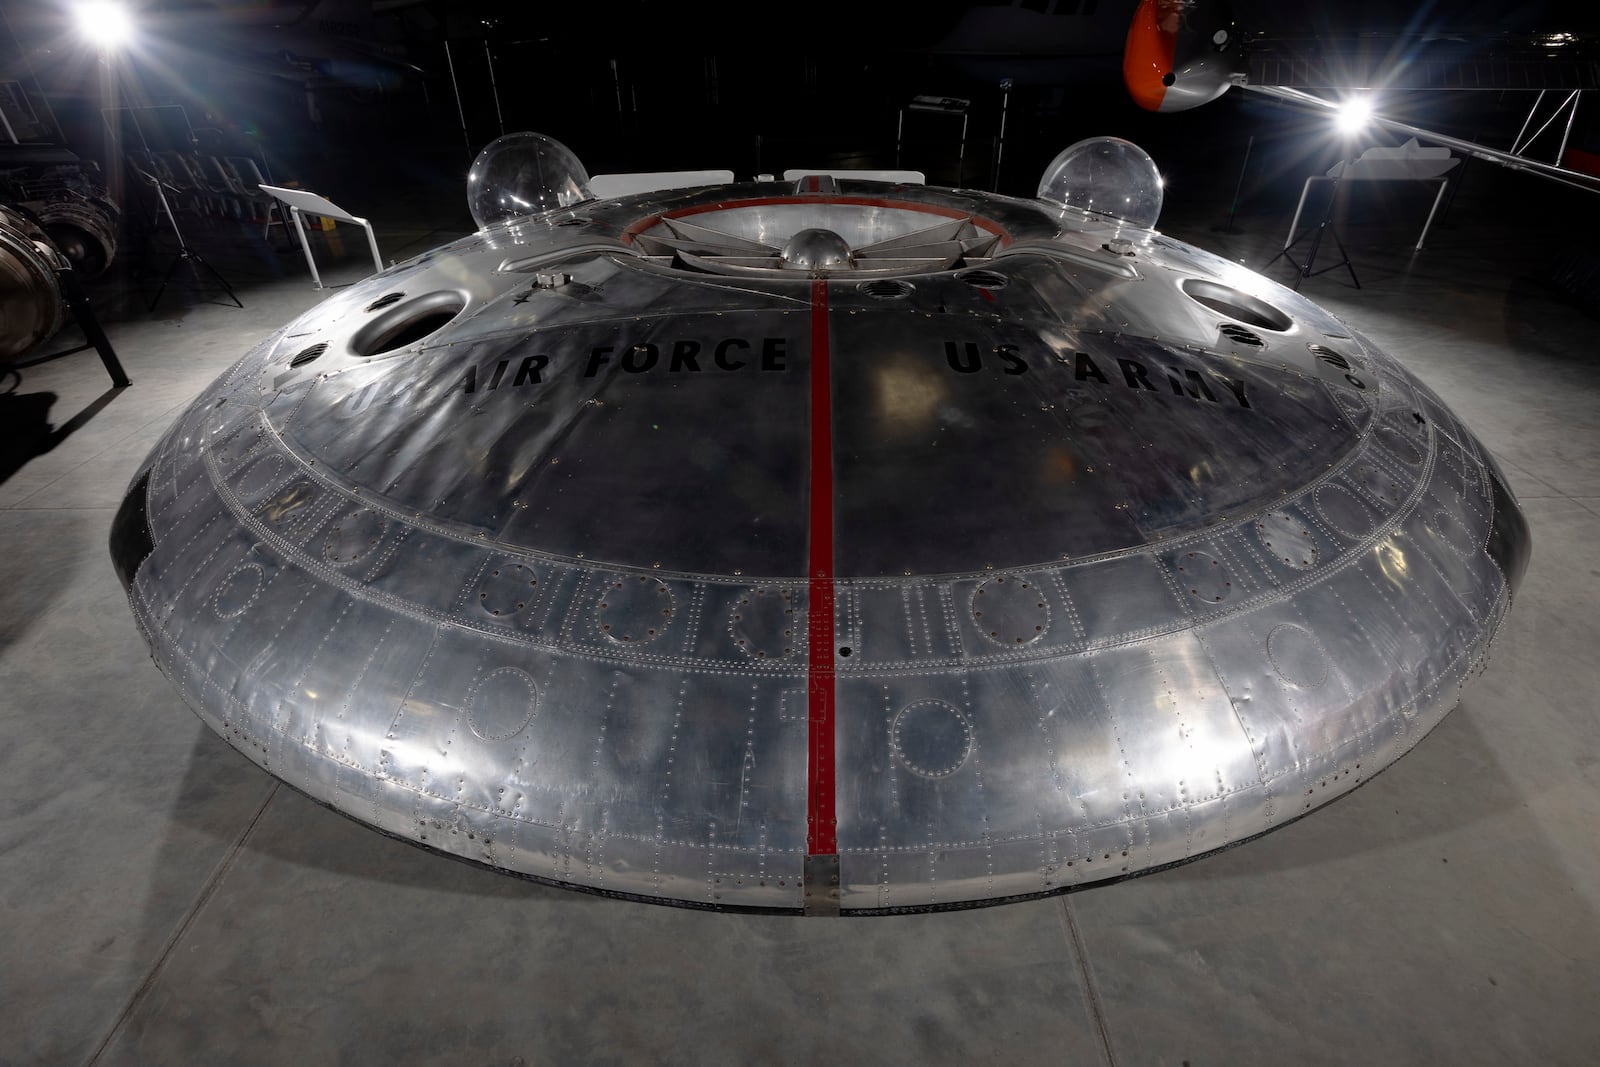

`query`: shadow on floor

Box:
[0,386,128,490]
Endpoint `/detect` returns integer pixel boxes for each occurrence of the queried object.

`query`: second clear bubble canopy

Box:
[467,132,593,230]
[1037,137,1164,231]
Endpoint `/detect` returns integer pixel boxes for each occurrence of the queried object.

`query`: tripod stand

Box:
[135,167,242,312]
[1266,160,1361,292]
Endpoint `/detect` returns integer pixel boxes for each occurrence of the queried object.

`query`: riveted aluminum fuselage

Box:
[114,180,1527,912]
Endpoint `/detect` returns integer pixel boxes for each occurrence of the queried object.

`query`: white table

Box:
[258,184,383,289]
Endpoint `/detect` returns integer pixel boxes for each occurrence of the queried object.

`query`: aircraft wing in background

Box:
[1122,0,1600,195]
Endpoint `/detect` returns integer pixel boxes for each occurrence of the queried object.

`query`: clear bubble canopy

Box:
[1036,137,1164,231]
[467,132,593,230]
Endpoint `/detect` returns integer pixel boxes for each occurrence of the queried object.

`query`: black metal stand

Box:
[60,266,131,386]
[1265,164,1361,291]
[13,263,132,388]
[1221,134,1254,234]
[138,169,242,312]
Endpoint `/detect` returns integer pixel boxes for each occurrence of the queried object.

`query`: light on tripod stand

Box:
[1265,93,1375,291]
[72,1,134,50]
[1335,94,1374,137]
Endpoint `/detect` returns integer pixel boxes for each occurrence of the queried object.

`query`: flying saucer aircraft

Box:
[111,133,1528,914]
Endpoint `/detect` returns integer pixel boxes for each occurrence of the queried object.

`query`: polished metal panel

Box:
[114,170,1528,914]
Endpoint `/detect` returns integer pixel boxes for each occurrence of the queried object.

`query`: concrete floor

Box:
[3,174,1598,1066]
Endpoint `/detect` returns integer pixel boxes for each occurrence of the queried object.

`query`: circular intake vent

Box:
[859,279,915,299]
[956,268,1009,290]
[349,291,466,357]
[1181,279,1292,332]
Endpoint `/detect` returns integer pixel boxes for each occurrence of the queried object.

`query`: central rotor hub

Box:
[780,227,854,271]
[621,195,1010,278]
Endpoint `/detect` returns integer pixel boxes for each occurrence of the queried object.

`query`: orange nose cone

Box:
[1124,0,1178,111]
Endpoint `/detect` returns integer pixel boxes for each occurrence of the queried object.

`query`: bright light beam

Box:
[73,1,134,50]
[1336,95,1373,136]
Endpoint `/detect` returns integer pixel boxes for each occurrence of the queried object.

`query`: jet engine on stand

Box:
[0,205,68,368]
[31,196,119,279]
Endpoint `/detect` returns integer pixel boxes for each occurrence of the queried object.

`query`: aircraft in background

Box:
[1122,0,1600,194]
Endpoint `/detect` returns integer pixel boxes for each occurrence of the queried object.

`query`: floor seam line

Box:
[1059,894,1118,1067]
[82,781,281,1066]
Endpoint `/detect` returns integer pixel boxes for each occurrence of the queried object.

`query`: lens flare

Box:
[1336,95,1373,136]
[73,1,133,50]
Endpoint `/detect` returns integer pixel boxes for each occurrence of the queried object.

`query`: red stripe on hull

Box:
[805,277,837,858]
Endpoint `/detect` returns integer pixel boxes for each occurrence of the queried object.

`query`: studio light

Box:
[1336,94,1373,136]
[73,1,133,50]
